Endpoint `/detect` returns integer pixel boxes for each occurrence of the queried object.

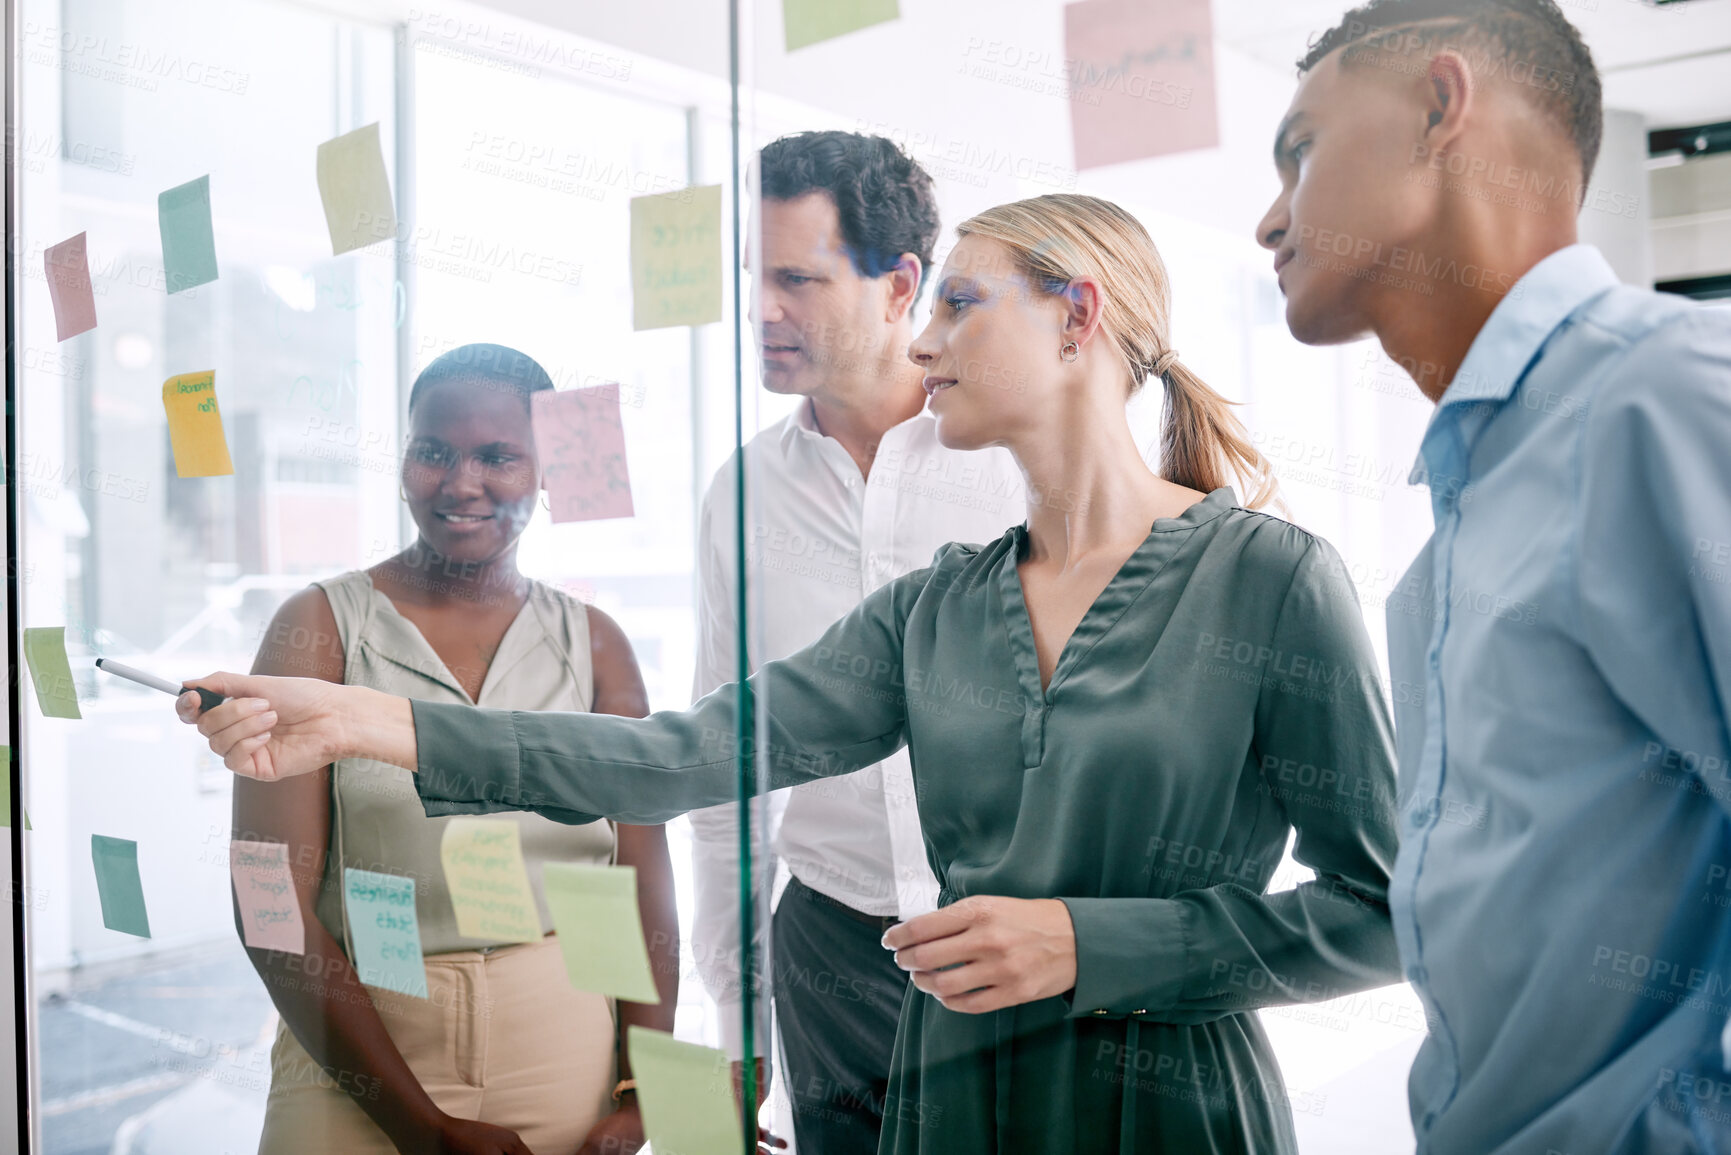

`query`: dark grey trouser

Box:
[773,877,909,1155]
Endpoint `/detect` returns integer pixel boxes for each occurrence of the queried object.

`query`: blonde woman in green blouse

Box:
[184,196,1401,1154]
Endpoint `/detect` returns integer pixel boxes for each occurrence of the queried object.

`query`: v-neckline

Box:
[1001,488,1235,702]
[362,572,538,707]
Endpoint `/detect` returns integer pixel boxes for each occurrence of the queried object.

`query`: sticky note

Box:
[1066,0,1220,169]
[344,868,428,998]
[92,835,151,938]
[783,0,898,51]
[22,627,80,719]
[158,175,219,293]
[316,123,397,256]
[543,863,660,1003]
[530,387,634,524]
[630,185,722,330]
[440,818,542,943]
[45,232,97,341]
[162,370,234,477]
[0,749,29,830]
[230,840,305,954]
[628,1026,739,1155]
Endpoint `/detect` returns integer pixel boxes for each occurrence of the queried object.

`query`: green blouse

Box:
[412,488,1402,1154]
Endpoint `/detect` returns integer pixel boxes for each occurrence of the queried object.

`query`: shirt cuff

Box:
[1058,896,1188,1020]
[713,997,775,1064]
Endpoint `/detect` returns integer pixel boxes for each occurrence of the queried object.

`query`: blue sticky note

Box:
[343,868,428,998]
[92,835,151,938]
[159,175,219,294]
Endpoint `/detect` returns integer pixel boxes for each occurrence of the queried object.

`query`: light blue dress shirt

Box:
[1387,243,1731,1153]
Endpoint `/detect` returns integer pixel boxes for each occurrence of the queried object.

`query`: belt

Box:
[786,877,899,932]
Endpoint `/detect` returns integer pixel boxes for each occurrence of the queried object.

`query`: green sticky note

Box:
[0,748,23,830]
[543,862,660,1003]
[158,175,218,294]
[628,1027,739,1155]
[316,123,397,256]
[92,835,151,937]
[23,627,81,719]
[344,868,428,998]
[783,0,898,50]
[630,185,722,331]
[440,818,542,943]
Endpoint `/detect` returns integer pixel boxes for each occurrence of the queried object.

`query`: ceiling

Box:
[1213,0,1731,131]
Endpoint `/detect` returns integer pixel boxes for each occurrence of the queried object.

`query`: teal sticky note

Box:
[92,835,151,937]
[158,175,219,294]
[343,868,428,998]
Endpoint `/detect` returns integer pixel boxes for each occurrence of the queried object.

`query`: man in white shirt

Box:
[689,131,1025,1154]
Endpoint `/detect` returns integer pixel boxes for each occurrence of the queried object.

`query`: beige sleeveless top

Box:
[312,570,616,956]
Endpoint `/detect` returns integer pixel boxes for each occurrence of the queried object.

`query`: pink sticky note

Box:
[229,840,305,954]
[1065,0,1220,169]
[531,386,635,524]
[45,232,97,341]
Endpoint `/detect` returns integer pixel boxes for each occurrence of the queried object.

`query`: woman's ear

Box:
[1061,277,1106,349]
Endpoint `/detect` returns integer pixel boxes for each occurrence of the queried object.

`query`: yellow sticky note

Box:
[440,818,542,943]
[628,1026,739,1155]
[22,628,80,719]
[542,862,660,1003]
[162,371,233,477]
[784,0,899,50]
[317,123,397,256]
[630,185,722,331]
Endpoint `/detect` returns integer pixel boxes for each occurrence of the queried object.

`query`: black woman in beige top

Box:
[233,343,678,1155]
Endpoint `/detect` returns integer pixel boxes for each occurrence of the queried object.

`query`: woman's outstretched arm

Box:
[182,570,923,827]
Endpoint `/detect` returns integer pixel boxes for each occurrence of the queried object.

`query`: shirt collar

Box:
[777,395,934,453]
[1407,243,1619,485]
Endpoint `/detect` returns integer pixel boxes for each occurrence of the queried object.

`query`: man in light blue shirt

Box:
[1258,0,1731,1150]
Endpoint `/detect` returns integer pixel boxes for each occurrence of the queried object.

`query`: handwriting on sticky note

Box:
[230,840,305,954]
[162,371,234,477]
[630,185,722,330]
[543,863,660,1003]
[1065,0,1219,169]
[45,232,97,341]
[783,0,899,51]
[22,627,80,720]
[628,1026,739,1155]
[530,387,634,523]
[440,818,542,943]
[344,868,428,998]
[92,835,152,938]
[159,175,219,294]
[317,123,397,257]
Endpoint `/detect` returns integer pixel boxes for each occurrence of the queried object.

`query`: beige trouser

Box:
[257,936,616,1155]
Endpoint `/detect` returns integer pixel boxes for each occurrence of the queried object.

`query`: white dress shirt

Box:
[688,397,1026,1058]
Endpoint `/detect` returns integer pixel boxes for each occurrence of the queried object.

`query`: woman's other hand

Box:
[884,896,1078,1014]
[574,1101,645,1155]
[423,1114,536,1154]
[176,672,407,782]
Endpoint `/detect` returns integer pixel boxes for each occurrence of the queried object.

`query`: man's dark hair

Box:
[409,342,553,411]
[1299,0,1602,188]
[759,131,941,295]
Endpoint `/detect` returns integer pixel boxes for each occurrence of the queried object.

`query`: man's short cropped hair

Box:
[1300,0,1602,187]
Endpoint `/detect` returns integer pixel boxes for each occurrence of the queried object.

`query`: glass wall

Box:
[5,1,1727,1153]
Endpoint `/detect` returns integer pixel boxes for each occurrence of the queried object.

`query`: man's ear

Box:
[884,253,922,323]
[1422,48,1474,154]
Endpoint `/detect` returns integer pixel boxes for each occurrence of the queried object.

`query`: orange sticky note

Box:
[46,232,97,341]
[1066,0,1220,169]
[530,386,634,524]
[162,371,233,477]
